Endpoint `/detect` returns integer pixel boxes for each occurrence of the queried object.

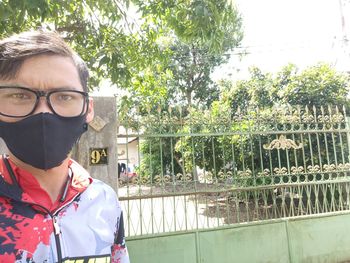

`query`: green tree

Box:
[166,40,233,108]
[0,0,242,105]
[121,0,243,111]
[0,0,136,88]
[130,1,243,180]
[280,63,350,108]
[174,63,350,180]
[219,67,276,111]
[220,63,350,111]
[133,0,242,54]
[159,0,243,108]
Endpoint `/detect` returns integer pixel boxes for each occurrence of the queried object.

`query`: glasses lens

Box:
[49,90,87,117]
[0,87,37,117]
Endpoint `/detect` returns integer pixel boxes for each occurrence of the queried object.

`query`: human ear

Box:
[86,97,94,123]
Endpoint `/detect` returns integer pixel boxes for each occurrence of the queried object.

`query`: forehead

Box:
[0,55,82,91]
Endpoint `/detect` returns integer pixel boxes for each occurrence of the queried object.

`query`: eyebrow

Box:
[0,83,23,87]
[0,84,82,91]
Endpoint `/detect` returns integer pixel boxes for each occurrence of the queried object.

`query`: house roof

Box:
[117,126,138,144]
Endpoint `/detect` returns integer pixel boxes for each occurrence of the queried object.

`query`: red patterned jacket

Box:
[0,157,129,262]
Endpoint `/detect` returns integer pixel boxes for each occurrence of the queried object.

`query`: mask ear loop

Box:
[2,154,20,188]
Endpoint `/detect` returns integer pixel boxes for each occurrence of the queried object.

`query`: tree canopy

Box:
[219,63,350,111]
[0,0,243,110]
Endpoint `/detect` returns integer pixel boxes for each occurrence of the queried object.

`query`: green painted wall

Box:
[127,212,350,263]
[199,222,290,263]
[128,232,197,263]
[288,213,350,263]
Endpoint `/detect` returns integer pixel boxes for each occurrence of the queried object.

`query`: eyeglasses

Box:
[0,86,89,118]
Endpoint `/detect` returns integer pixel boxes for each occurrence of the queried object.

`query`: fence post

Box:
[72,96,119,191]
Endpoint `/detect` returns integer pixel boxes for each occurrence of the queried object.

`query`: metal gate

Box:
[117,105,350,262]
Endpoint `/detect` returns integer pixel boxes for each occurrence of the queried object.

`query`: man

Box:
[0,30,130,262]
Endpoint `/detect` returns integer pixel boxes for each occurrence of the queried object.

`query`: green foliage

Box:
[219,67,276,110]
[131,107,186,179]
[133,0,242,53]
[0,0,242,107]
[280,64,349,108]
[0,0,139,89]
[126,62,350,187]
[166,41,224,108]
[220,63,350,111]
[124,0,243,110]
[113,0,243,181]
[170,63,350,183]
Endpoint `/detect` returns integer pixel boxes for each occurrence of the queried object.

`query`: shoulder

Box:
[89,178,119,199]
[69,159,117,194]
[88,179,120,206]
[80,177,121,211]
[79,179,123,222]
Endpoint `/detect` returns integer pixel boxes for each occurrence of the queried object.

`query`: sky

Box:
[92,0,350,96]
[213,0,350,80]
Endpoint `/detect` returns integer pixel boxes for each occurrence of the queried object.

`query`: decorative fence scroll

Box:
[118,105,350,237]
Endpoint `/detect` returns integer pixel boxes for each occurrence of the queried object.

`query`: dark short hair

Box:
[0,30,89,91]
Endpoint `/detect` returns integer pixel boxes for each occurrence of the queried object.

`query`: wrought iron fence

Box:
[117,105,350,237]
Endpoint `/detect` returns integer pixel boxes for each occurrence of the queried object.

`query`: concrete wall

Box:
[72,96,118,190]
[127,212,350,263]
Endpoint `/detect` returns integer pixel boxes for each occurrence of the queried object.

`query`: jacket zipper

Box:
[53,216,63,262]
[0,156,75,262]
[0,200,68,263]
[17,202,64,263]
[17,195,80,263]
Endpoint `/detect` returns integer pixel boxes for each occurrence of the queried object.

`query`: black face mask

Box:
[0,113,88,170]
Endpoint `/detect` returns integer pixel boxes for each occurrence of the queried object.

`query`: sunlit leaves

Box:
[220,63,350,111]
[134,0,242,54]
[0,0,135,89]
[0,0,243,112]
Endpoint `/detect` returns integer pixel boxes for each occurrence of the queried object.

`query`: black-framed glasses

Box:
[0,86,89,118]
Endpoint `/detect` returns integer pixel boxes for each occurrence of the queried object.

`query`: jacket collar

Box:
[0,157,92,212]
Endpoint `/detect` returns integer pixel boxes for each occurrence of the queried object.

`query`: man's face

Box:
[0,54,94,123]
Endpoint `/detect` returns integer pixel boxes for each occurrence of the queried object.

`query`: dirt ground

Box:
[120,180,348,225]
